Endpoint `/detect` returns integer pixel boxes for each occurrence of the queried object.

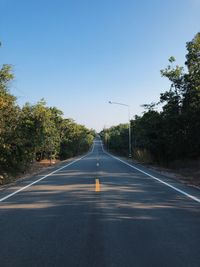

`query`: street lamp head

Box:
[108,101,112,104]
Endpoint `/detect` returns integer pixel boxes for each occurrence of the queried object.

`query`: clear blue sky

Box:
[1,0,200,131]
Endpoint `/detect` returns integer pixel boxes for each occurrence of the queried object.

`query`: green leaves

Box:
[59,119,94,159]
[102,32,200,163]
[0,66,94,180]
[101,124,129,156]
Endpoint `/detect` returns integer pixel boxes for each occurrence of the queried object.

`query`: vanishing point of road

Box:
[0,140,200,267]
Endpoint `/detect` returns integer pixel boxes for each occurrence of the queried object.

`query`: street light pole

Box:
[109,101,132,158]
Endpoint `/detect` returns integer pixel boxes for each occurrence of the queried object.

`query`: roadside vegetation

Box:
[101,33,200,167]
[0,48,95,183]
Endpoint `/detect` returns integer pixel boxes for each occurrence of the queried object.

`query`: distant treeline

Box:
[0,63,95,180]
[101,33,200,163]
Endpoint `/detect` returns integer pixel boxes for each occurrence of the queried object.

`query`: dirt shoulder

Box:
[107,148,200,189]
[0,151,89,188]
[131,158,200,189]
[0,159,61,187]
[0,156,81,188]
[145,160,200,189]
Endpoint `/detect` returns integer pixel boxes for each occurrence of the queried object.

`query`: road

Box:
[0,140,200,267]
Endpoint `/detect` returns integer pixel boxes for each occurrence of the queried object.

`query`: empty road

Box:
[0,140,200,267]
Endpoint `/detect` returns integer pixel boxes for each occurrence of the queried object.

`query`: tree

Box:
[59,119,94,159]
[0,64,21,173]
[0,43,94,181]
[101,124,129,156]
[182,32,200,157]
[20,100,61,161]
[105,33,200,162]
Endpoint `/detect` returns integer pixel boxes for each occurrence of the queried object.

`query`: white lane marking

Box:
[101,143,200,204]
[0,154,88,203]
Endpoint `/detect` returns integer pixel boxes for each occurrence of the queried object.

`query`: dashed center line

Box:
[95,178,101,192]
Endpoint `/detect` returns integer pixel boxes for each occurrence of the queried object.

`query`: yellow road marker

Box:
[95,178,101,192]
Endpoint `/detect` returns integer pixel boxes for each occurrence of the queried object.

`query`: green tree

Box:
[101,124,129,156]
[182,32,200,157]
[21,100,61,161]
[59,119,94,159]
[0,64,21,173]
[105,33,200,163]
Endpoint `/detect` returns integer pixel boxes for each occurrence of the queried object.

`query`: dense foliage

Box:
[101,33,200,163]
[0,62,95,179]
[103,124,129,156]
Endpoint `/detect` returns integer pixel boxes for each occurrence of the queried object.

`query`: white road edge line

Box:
[0,151,91,203]
[102,144,200,204]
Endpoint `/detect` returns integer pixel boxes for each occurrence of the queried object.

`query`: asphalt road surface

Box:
[0,140,200,267]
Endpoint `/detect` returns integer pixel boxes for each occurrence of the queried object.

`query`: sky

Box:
[0,0,200,131]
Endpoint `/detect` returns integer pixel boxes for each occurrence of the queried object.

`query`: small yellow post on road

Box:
[95,178,101,192]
